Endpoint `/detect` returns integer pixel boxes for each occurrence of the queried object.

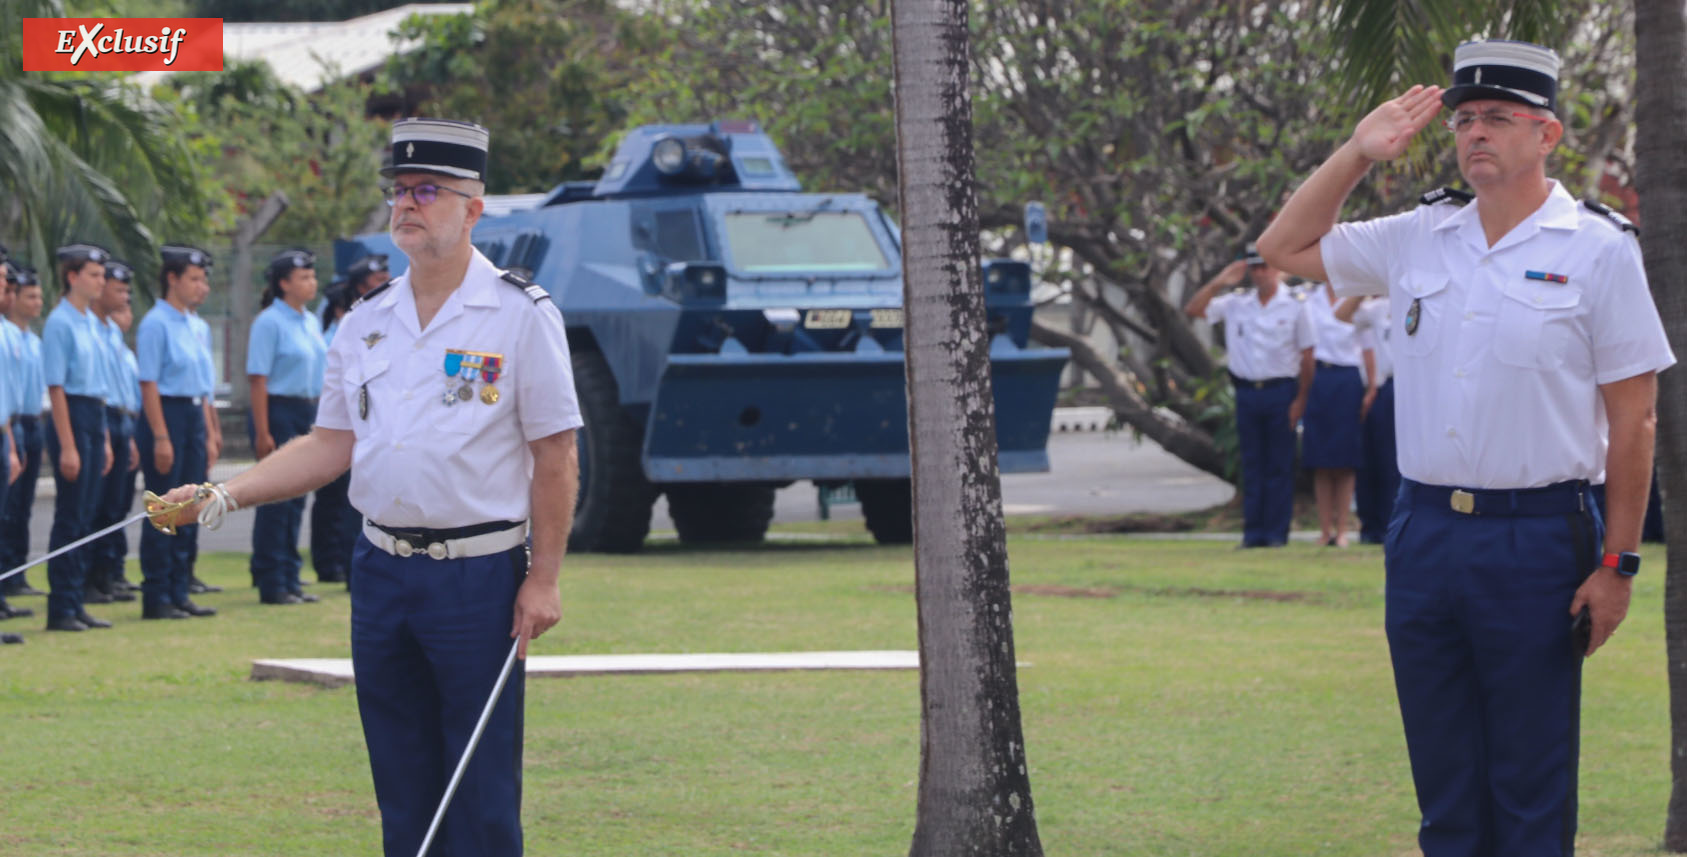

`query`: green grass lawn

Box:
[0,537,1672,856]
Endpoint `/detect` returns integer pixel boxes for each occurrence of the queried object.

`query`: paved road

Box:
[19,428,1235,557]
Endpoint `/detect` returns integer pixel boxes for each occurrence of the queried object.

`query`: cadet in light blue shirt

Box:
[41,244,115,631]
[1,264,47,601]
[136,245,221,620]
[87,261,142,604]
[247,248,326,605]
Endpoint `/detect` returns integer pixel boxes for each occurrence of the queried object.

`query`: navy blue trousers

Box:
[311,471,359,583]
[1356,380,1400,543]
[248,396,315,599]
[351,535,527,857]
[45,396,107,621]
[89,407,136,592]
[1233,379,1297,547]
[137,398,207,611]
[1386,480,1600,857]
[1,413,44,591]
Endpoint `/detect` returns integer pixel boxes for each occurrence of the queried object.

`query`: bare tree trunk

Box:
[1635,0,1687,849]
[890,1,1043,855]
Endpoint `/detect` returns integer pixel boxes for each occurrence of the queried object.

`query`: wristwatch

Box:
[1601,551,1642,578]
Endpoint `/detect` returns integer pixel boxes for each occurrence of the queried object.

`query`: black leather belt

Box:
[161,395,206,406]
[65,394,103,405]
[1405,479,1590,517]
[1316,360,1357,370]
[369,519,525,544]
[269,395,318,405]
[1228,372,1295,390]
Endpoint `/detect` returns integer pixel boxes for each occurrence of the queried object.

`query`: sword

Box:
[0,483,230,586]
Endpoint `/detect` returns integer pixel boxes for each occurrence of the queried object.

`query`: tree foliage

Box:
[382,0,661,194]
[186,0,461,23]
[1,0,210,295]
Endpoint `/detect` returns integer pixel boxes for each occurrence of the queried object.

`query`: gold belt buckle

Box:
[1450,489,1476,515]
[1254,380,1266,389]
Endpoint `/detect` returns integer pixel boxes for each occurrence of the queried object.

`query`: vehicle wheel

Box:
[568,349,658,553]
[856,478,913,544]
[665,483,777,544]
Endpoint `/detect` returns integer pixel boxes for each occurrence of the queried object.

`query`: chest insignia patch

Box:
[1524,270,1569,284]
[362,331,385,349]
[1404,298,1422,336]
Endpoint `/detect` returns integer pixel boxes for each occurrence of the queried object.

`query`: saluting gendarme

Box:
[1258,39,1674,856]
[151,118,583,857]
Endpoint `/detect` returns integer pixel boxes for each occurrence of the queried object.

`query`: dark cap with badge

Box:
[347,253,389,283]
[7,264,38,286]
[1442,39,1560,112]
[161,245,215,270]
[382,118,490,182]
[266,248,316,282]
[106,261,134,283]
[1242,242,1265,267]
[56,243,111,266]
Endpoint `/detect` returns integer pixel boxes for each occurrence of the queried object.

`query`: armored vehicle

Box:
[337,120,1068,552]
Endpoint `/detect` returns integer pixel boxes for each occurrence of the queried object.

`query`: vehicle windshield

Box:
[722,210,890,272]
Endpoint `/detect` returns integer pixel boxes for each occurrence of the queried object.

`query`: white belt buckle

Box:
[426,542,448,560]
[395,538,415,557]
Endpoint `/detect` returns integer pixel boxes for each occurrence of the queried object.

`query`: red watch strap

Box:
[1601,553,1622,569]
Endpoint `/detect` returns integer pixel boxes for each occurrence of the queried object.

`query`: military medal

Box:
[1404,298,1422,335]
[480,355,503,405]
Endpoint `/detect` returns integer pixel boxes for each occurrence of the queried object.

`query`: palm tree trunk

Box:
[889,1,1043,854]
[1633,0,1687,849]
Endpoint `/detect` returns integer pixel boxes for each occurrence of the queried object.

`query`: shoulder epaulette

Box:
[1583,200,1640,235]
[501,270,550,304]
[1419,187,1473,206]
[349,281,392,311]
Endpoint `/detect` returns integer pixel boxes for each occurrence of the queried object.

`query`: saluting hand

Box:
[1218,259,1250,287]
[1570,568,1632,658]
[1352,85,1445,163]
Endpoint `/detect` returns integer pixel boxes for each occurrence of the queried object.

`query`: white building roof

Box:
[132,3,474,92]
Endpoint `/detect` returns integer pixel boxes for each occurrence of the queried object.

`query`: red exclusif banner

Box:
[21,18,223,72]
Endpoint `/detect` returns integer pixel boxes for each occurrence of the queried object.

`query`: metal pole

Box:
[414,638,523,857]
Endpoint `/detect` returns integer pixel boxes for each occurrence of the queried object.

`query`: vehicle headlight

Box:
[652,137,686,175]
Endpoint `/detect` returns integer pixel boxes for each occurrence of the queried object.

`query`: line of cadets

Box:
[0,243,392,642]
[1184,245,1400,548]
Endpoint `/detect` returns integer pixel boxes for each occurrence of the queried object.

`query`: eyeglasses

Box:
[383,183,475,207]
[1443,109,1554,134]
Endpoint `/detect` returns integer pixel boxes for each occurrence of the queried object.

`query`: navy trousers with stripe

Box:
[1385,481,1600,857]
[350,534,527,857]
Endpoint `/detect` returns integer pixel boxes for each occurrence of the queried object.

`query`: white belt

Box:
[362,521,527,560]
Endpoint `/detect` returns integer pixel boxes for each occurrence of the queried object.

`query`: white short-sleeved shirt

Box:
[1304,285,1363,367]
[1204,286,1315,381]
[316,248,583,528]
[1321,180,1675,489]
[1349,297,1393,386]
